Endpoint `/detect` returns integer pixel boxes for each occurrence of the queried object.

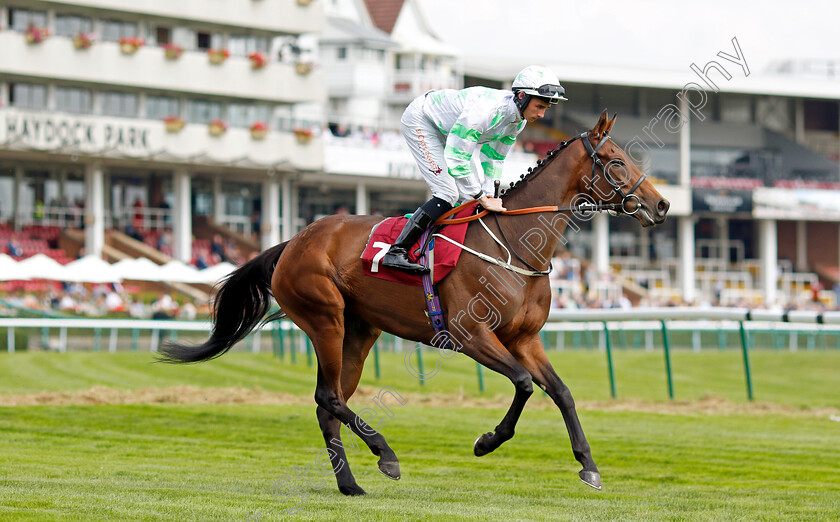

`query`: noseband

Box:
[578,131,646,216]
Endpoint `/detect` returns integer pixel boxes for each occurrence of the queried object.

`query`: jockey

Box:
[381,65,567,273]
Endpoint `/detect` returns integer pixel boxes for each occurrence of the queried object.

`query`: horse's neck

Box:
[496,153,582,265]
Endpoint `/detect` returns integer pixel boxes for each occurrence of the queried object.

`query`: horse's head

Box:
[572,110,669,227]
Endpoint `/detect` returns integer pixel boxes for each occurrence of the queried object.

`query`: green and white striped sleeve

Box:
[443,113,483,197]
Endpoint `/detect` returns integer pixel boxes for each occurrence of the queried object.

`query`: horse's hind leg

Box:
[284,296,399,483]
[509,334,601,489]
[315,318,384,495]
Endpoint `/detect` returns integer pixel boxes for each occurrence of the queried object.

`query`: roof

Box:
[464,56,840,101]
[321,16,397,48]
[363,0,405,35]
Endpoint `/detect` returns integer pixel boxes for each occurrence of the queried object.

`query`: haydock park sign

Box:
[1,108,153,155]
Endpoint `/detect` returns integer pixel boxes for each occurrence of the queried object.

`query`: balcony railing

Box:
[33,0,324,34]
[0,31,325,104]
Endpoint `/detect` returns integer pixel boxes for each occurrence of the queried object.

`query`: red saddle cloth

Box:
[361,202,478,286]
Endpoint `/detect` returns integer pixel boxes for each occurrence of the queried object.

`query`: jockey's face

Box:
[521,94,553,123]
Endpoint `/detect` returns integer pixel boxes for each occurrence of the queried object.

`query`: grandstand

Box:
[1,0,840,310]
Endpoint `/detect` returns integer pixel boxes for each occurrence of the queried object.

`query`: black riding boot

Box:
[380,209,433,273]
[381,197,452,274]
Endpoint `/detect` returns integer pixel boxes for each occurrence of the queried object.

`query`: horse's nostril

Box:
[657,199,670,215]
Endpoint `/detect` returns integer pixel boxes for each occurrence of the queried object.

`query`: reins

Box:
[432,204,560,226]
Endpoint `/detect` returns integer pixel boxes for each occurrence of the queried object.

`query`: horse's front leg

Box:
[509,333,601,489]
[455,329,533,456]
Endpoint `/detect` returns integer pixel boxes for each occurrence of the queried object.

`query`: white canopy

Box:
[0,253,29,281]
[16,254,67,281]
[113,257,165,282]
[157,260,204,284]
[1,254,233,284]
[62,255,121,283]
[196,261,236,285]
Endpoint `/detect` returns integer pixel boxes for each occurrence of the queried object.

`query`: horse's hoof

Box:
[579,470,602,490]
[378,460,401,480]
[473,432,494,457]
[339,483,367,496]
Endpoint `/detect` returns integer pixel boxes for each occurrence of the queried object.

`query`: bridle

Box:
[576,131,645,216]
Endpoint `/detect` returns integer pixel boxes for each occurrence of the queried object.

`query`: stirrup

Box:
[381,251,428,274]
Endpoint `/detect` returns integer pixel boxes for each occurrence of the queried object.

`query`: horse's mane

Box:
[501,134,582,197]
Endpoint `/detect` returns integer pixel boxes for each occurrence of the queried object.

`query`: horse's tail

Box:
[158,242,288,364]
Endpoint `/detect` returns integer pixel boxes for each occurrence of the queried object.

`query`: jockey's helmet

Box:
[512,65,567,117]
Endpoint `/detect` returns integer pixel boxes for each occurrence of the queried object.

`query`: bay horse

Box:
[161,111,669,495]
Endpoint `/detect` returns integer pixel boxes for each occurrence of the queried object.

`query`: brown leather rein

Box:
[432,203,560,226]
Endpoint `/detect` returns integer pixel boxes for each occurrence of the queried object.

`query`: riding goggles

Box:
[535,84,567,103]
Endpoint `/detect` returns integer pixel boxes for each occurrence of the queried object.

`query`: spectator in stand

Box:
[331,123,351,138]
[194,253,209,270]
[74,198,85,215]
[132,198,144,230]
[158,199,171,228]
[157,229,173,252]
[210,234,226,263]
[7,237,23,258]
[224,238,242,265]
[251,211,261,239]
[125,224,144,242]
[33,199,45,222]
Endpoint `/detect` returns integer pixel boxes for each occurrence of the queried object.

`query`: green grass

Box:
[0,350,839,520]
[1,404,838,520]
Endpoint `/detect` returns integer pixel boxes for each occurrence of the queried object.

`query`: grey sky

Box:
[420,0,835,75]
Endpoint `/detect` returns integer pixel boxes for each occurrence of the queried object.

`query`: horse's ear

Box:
[593,109,609,135]
[604,113,618,135]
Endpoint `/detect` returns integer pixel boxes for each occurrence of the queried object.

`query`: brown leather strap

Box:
[432,202,561,226]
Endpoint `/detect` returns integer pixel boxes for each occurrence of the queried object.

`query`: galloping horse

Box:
[161,111,670,495]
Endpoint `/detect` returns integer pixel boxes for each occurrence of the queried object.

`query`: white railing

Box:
[110,207,172,232]
[216,216,251,236]
[14,206,84,229]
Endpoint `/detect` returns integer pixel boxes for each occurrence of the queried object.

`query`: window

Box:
[54,14,93,37]
[154,27,172,46]
[720,94,753,124]
[55,86,93,114]
[803,100,839,131]
[9,83,47,110]
[228,35,269,57]
[101,91,138,118]
[146,95,180,120]
[197,32,212,50]
[337,47,347,60]
[8,8,47,31]
[228,103,271,128]
[186,99,223,124]
[101,19,138,42]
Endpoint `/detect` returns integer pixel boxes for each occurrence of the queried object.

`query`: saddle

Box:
[361,202,479,286]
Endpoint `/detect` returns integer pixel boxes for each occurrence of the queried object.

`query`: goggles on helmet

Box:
[534,84,565,103]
